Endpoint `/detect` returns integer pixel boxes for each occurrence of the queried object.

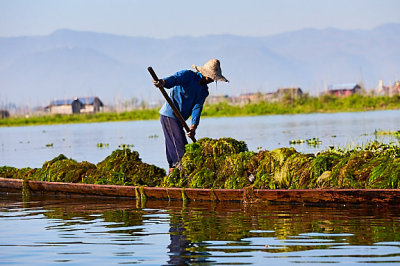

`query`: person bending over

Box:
[153,59,229,173]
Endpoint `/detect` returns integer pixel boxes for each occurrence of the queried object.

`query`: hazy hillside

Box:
[0,24,399,106]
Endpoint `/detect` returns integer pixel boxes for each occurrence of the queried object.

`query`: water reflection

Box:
[1,193,400,265]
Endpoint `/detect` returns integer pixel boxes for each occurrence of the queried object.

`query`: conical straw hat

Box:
[192,59,229,82]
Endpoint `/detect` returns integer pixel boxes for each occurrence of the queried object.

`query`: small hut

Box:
[275,88,303,99]
[46,98,83,114]
[0,110,10,119]
[46,97,103,114]
[326,83,361,97]
[78,97,104,113]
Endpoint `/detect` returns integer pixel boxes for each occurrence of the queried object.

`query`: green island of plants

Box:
[1,133,400,189]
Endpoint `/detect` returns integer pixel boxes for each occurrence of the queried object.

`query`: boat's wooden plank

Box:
[0,178,136,197]
[0,177,22,191]
[28,181,136,197]
[1,178,400,204]
[254,189,400,204]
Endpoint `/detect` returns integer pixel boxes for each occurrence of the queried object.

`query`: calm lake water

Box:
[1,193,400,265]
[1,110,400,171]
[1,110,400,265]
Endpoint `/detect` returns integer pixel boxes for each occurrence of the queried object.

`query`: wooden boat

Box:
[1,177,400,205]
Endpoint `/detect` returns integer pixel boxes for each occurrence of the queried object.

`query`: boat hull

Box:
[1,177,399,205]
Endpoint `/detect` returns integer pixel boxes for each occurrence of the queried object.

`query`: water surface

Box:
[1,193,400,265]
[2,111,400,265]
[1,110,400,170]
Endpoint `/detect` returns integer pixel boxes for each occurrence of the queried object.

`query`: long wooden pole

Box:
[148,66,196,142]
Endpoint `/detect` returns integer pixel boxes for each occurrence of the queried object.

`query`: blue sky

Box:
[1,0,400,38]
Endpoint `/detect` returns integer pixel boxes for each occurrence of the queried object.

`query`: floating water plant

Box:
[97,143,109,148]
[374,129,399,136]
[290,138,321,146]
[289,139,304,145]
[306,138,322,147]
[118,144,134,148]
[374,129,400,140]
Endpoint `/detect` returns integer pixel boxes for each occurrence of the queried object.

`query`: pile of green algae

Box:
[0,149,166,187]
[164,137,400,189]
[1,137,400,189]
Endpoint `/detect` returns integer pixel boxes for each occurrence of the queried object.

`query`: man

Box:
[153,59,228,173]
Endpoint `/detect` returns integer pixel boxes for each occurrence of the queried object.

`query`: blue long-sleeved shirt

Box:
[159,70,209,126]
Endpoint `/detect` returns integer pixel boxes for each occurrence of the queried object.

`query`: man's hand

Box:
[153,79,165,88]
[187,125,197,139]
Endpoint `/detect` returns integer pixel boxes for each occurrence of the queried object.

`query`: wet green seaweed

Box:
[21,179,32,202]
[1,136,400,190]
[0,148,166,187]
[163,138,249,189]
[0,166,35,180]
[33,155,97,183]
[163,137,400,190]
[93,149,165,186]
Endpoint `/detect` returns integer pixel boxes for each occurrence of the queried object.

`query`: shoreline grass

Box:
[1,94,400,127]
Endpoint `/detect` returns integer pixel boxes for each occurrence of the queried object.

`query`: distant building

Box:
[377,80,400,96]
[234,88,303,104]
[46,97,104,114]
[234,93,265,104]
[78,97,104,113]
[393,81,400,95]
[0,109,10,119]
[206,95,230,104]
[326,83,361,97]
[46,98,83,114]
[206,87,304,105]
[377,80,391,95]
[275,87,303,99]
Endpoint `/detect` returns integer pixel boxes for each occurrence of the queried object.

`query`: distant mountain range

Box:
[0,24,399,106]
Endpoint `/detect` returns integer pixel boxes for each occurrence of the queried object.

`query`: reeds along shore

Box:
[1,136,399,190]
[2,94,400,127]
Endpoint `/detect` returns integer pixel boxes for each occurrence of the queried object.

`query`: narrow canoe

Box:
[1,177,400,205]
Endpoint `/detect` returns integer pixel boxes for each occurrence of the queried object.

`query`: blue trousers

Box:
[160,115,188,168]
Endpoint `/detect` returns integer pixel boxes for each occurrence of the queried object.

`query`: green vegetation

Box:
[0,109,159,127]
[289,137,322,146]
[2,94,400,127]
[201,94,400,117]
[1,133,400,190]
[97,142,109,148]
[374,129,400,139]
[164,137,400,189]
[0,149,166,186]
